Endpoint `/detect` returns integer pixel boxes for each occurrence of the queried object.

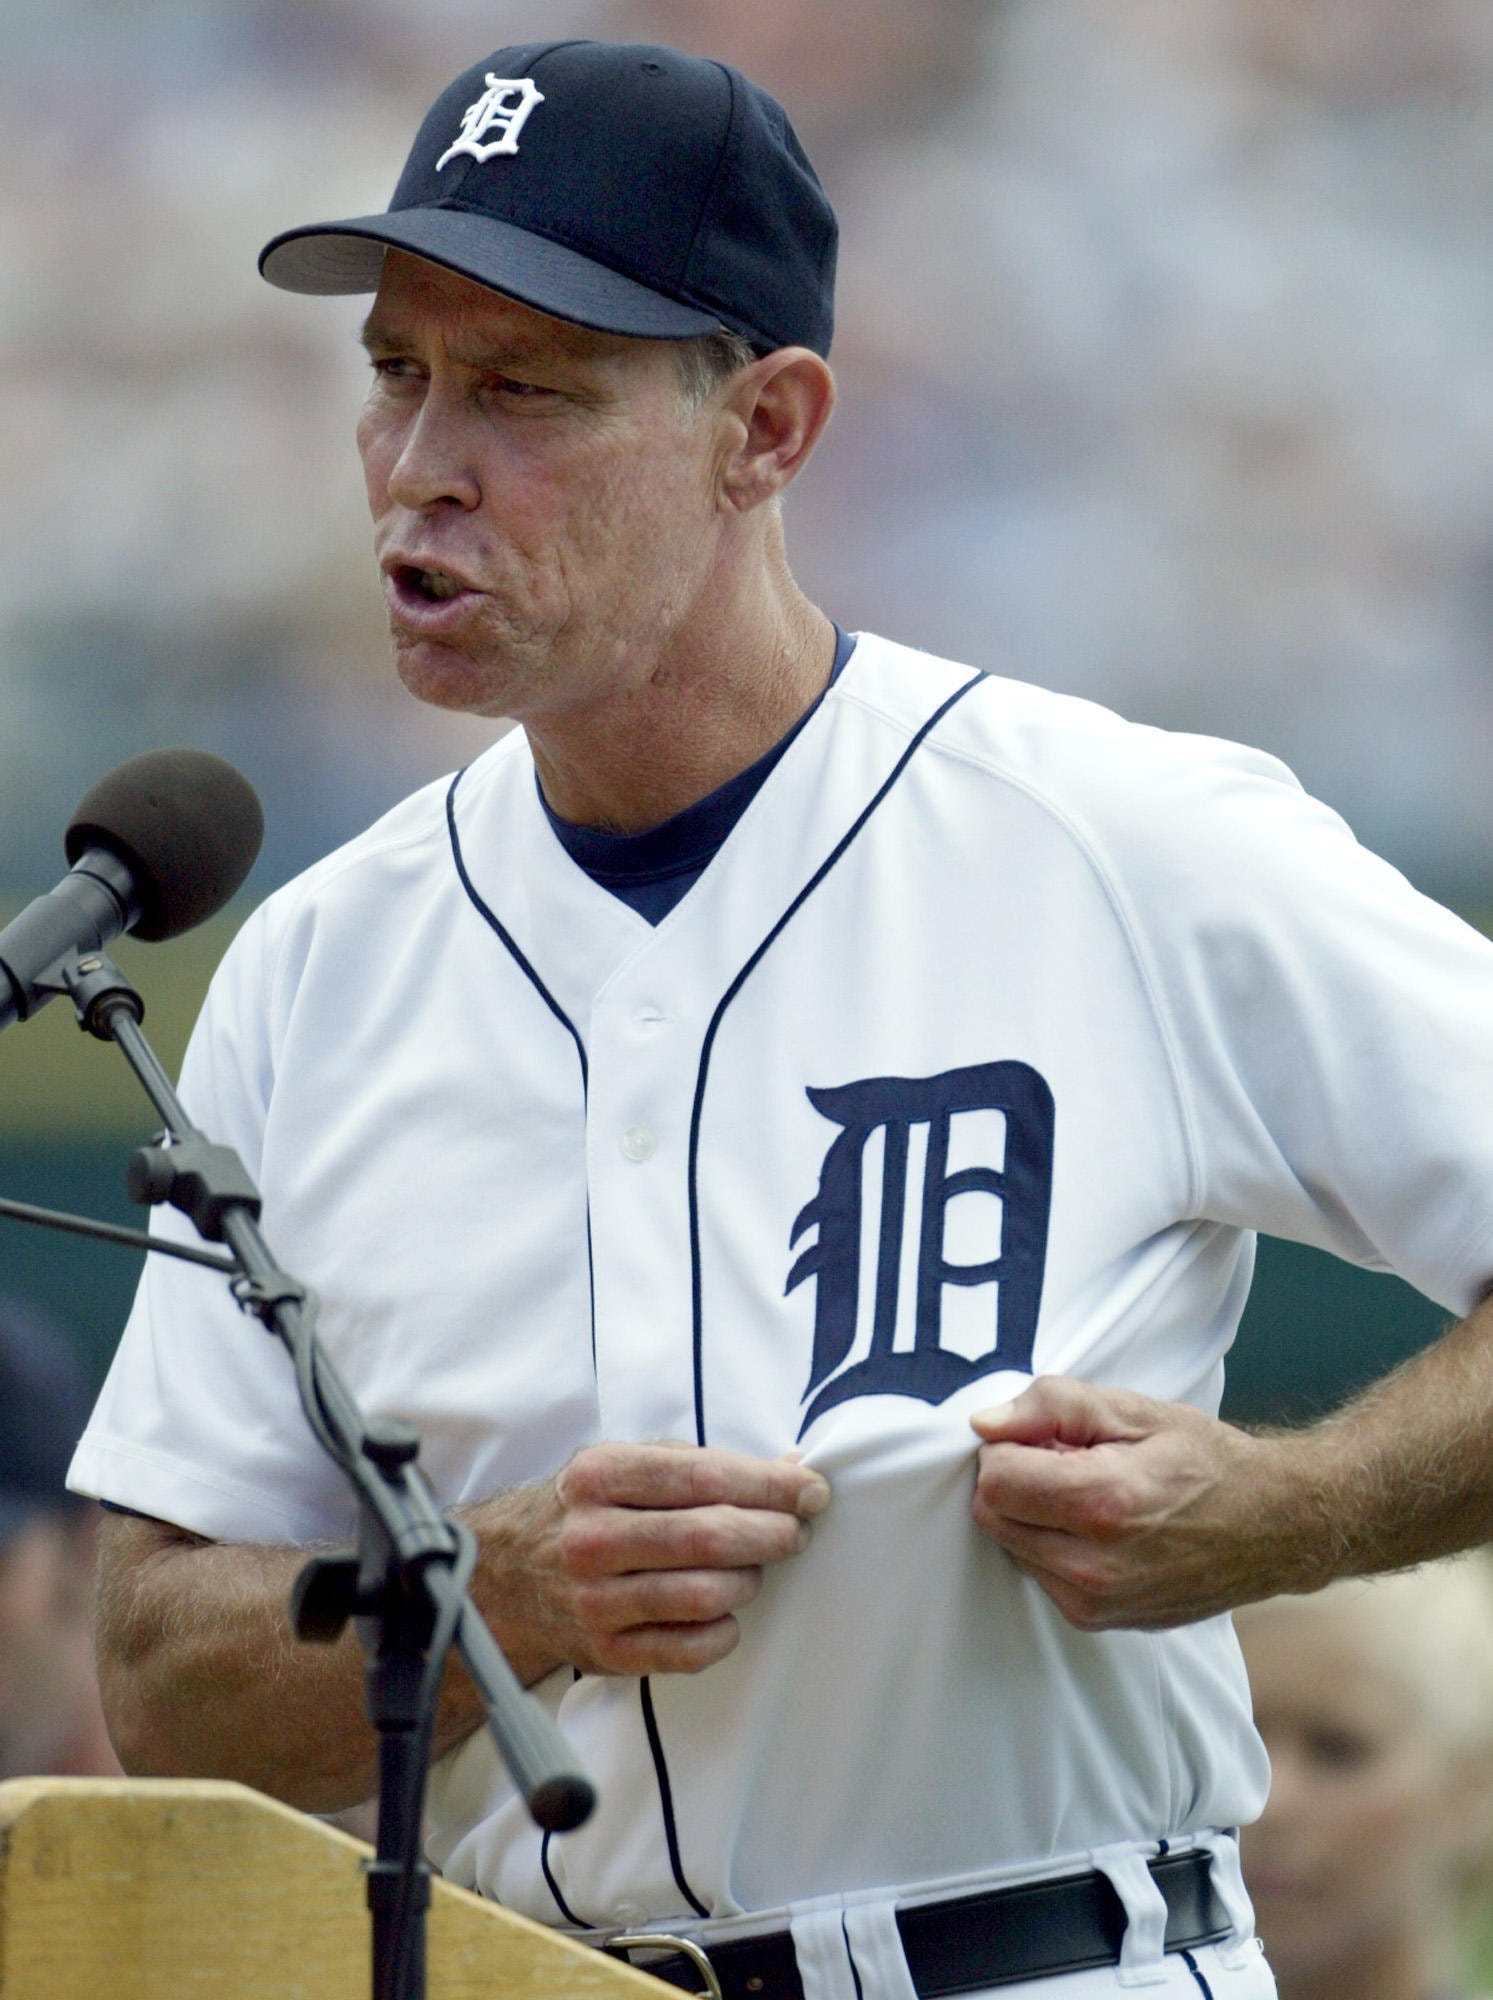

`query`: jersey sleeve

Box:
[67,889,359,1545]
[1102,737,1493,1318]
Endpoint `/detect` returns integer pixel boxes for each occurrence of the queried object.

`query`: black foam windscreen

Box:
[63,748,265,941]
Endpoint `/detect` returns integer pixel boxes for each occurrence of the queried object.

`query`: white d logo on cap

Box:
[435,75,546,171]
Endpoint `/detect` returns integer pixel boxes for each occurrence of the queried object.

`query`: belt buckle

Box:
[604,1929,726,2000]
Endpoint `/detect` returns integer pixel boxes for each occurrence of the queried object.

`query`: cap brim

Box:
[259,208,723,341]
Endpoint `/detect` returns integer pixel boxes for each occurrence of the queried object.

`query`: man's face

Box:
[357,251,726,725]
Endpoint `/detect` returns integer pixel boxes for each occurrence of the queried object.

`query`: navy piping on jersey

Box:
[840,1912,866,2000]
[451,768,612,1927]
[540,1829,588,1928]
[537,1668,595,1928]
[447,770,590,1077]
[1180,1947,1216,1998]
[684,668,988,1446]
[639,1677,710,1918]
[445,770,599,1368]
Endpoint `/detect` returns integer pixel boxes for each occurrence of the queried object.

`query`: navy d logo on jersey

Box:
[787,1062,1054,1434]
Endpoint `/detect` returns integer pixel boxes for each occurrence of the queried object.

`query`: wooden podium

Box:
[0,1777,673,1998]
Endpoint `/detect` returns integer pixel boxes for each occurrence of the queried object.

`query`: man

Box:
[1,1299,119,1780]
[70,39,1493,2000]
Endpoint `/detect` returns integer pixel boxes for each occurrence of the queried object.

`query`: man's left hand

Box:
[970,1377,1307,1630]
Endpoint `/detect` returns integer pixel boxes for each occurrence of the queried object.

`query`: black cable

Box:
[390,1519,478,1999]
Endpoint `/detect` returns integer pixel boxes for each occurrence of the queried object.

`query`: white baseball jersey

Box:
[71,635,1493,1963]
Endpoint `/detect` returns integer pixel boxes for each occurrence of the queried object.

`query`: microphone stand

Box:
[19,945,595,2000]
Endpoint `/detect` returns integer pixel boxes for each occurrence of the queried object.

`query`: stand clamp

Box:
[128,1136,263,1240]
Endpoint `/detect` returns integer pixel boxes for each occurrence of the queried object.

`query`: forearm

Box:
[95,1497,566,1815]
[94,1441,827,1809]
[1266,1284,1493,1587]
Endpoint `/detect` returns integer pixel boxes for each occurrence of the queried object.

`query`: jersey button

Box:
[620,1124,657,1162]
[634,1003,667,1032]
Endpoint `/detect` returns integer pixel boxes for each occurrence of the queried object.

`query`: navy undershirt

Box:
[539,626,856,924]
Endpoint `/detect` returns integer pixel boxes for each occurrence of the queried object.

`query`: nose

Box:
[381,386,482,513]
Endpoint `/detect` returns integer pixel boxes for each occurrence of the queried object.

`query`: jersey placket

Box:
[585,969,705,1443]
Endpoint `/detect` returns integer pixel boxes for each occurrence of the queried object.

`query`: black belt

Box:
[610,1849,1228,1998]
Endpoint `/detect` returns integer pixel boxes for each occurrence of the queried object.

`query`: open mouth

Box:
[397,564,468,603]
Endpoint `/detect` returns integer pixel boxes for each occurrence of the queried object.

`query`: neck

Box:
[528,541,835,833]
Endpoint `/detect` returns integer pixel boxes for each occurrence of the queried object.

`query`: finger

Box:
[973,1511,1154,1632]
[970,1495,1081,1572]
[971,1437,1126,1534]
[562,1441,830,1519]
[560,1501,813,1579]
[969,1375,1152,1449]
[969,1498,1104,1596]
[591,1616,745,1677]
[574,1565,764,1634]
[979,1537,1116,1633]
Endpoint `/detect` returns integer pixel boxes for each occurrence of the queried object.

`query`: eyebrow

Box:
[358,314,399,353]
[358,313,610,373]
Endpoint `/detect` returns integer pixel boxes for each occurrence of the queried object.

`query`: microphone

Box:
[0,748,264,1032]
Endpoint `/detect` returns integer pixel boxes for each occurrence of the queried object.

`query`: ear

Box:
[716,348,836,514]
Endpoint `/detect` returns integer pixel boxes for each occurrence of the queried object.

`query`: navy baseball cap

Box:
[259,40,838,357]
[0,1300,94,1541]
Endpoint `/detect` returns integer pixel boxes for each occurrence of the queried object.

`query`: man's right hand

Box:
[466,1441,831,1679]
[93,1441,830,1813]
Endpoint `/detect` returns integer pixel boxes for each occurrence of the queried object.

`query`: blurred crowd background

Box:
[1,3,1490,1390]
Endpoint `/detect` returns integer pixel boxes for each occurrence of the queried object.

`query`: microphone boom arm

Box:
[0,1194,238,1273]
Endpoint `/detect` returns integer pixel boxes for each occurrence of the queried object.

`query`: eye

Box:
[483,373,551,400]
[366,355,423,384]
